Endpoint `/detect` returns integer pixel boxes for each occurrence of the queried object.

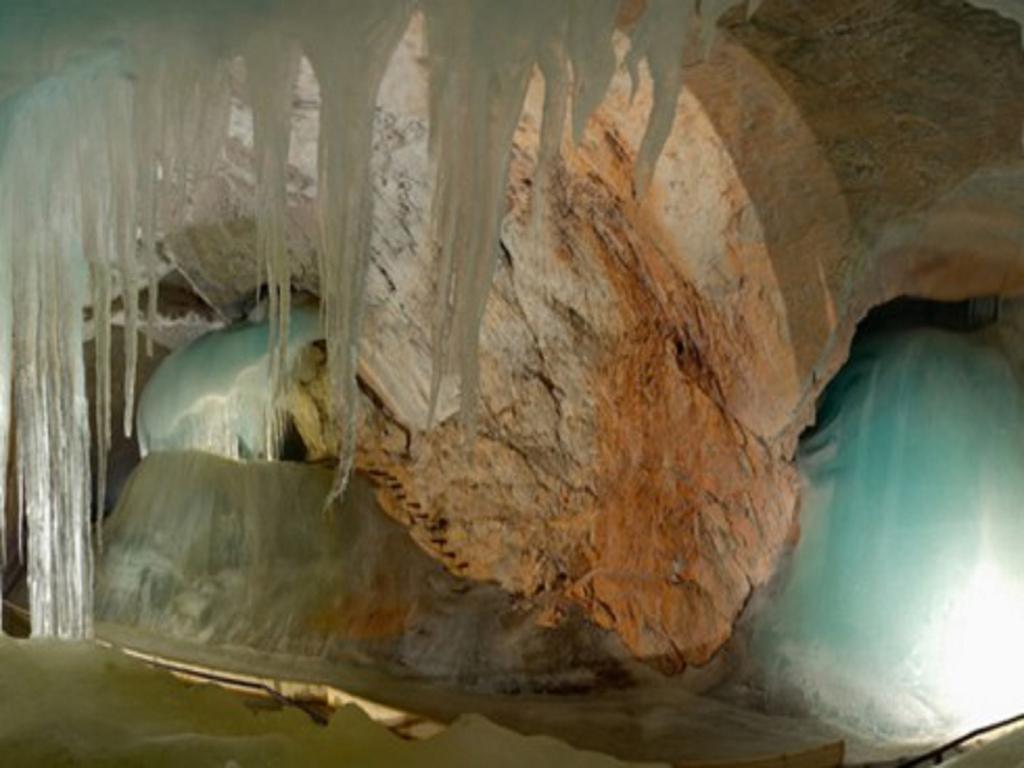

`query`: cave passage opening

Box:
[744,295,1024,746]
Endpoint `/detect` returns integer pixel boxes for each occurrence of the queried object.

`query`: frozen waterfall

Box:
[746,328,1024,743]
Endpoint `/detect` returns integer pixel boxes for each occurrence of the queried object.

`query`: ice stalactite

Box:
[423,0,554,437]
[78,61,134,556]
[245,33,302,458]
[625,0,762,192]
[298,0,414,500]
[0,14,232,637]
[625,0,700,194]
[0,54,130,639]
[423,0,759,434]
[567,1,621,147]
[421,0,631,436]
[0,114,11,638]
[529,0,619,240]
[131,30,233,365]
[532,14,570,233]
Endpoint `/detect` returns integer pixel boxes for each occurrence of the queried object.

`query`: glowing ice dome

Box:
[748,328,1024,743]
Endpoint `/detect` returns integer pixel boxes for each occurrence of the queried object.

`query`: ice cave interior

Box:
[3,1,1024,766]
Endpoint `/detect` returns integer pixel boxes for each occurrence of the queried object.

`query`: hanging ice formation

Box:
[0,55,114,640]
[0,0,761,637]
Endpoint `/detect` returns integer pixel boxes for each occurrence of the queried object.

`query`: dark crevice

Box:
[802,294,1001,442]
[857,295,1000,336]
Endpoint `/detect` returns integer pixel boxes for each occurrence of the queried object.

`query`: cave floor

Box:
[0,636,645,768]
[93,622,861,765]
[1,630,1020,767]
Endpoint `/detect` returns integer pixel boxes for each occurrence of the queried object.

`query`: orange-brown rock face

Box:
[516,126,796,670]
[582,310,796,669]
[284,93,801,671]
[581,227,794,669]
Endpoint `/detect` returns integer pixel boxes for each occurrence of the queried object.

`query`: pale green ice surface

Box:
[0,636,652,768]
[92,451,846,765]
[749,328,1024,743]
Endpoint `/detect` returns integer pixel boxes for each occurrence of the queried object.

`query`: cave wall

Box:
[157,1,1024,672]
[698,0,1024,439]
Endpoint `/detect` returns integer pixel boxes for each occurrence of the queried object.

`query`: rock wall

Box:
[276,20,799,672]
[700,0,1024,436]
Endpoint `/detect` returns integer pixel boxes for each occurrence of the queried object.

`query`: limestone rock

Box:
[278,33,799,670]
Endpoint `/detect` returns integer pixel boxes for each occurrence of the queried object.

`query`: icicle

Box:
[245,33,301,459]
[530,18,570,241]
[89,259,112,555]
[131,29,232,364]
[133,57,160,366]
[299,0,413,501]
[567,0,621,146]
[699,0,738,58]
[0,53,135,638]
[0,13,242,635]
[625,0,699,194]
[532,1,620,245]
[424,0,553,438]
[626,0,756,192]
[78,101,113,555]
[536,29,570,180]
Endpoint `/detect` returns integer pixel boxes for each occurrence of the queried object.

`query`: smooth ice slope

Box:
[0,637,650,768]
[136,307,322,459]
[95,450,626,689]
[748,329,1024,743]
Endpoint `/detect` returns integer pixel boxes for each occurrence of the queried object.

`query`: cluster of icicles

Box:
[0,0,763,639]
